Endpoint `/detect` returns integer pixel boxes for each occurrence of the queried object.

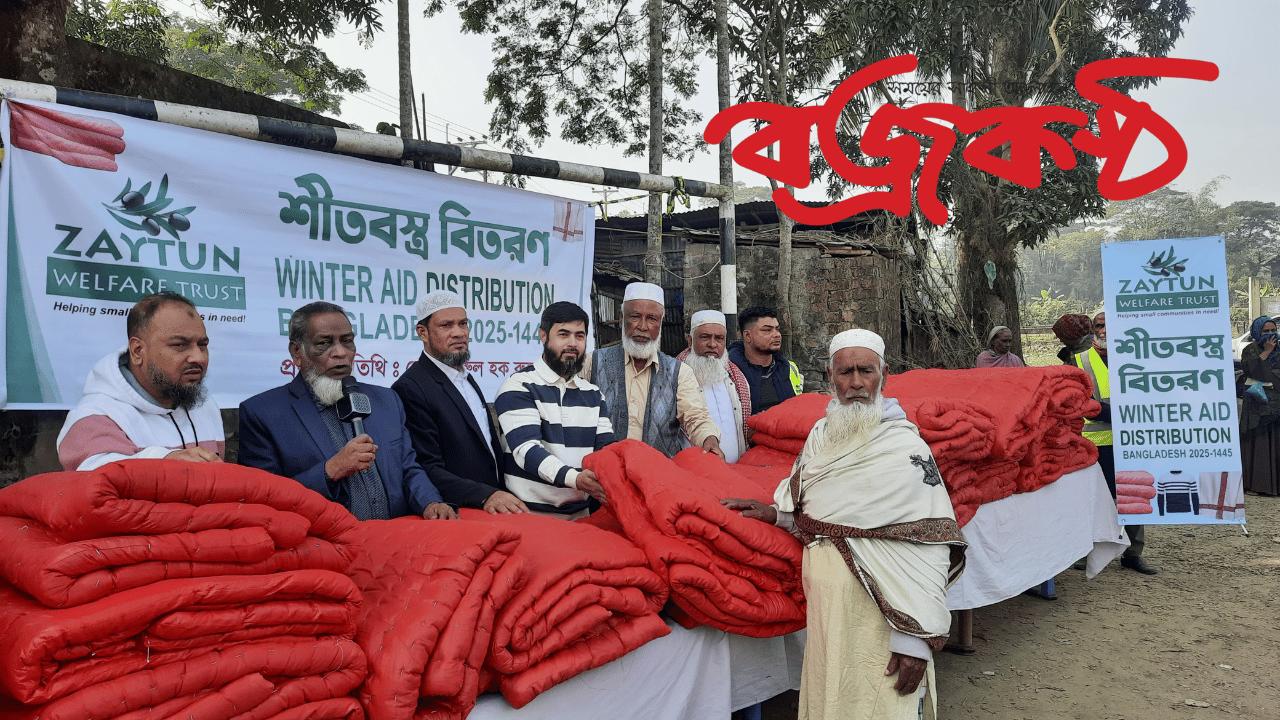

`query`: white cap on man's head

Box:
[416,291,465,324]
[690,310,726,332]
[623,282,665,305]
[829,328,885,361]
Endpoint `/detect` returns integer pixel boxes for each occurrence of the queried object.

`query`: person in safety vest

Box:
[1076,310,1156,574]
[728,306,805,414]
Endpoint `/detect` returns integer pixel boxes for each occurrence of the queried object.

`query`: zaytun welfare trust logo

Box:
[1143,245,1189,277]
[104,174,195,239]
[45,172,246,311]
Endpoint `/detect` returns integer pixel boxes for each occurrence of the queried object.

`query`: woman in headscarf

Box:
[1240,315,1280,495]
[975,326,1025,367]
[1052,314,1094,365]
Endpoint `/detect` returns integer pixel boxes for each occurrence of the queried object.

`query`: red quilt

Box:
[741,367,1100,527]
[584,441,806,638]
[460,510,671,709]
[344,517,526,720]
[0,570,360,706]
[0,637,366,720]
[0,462,358,608]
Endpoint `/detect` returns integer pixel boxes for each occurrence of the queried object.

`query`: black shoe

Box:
[1120,556,1158,575]
[1072,558,1087,571]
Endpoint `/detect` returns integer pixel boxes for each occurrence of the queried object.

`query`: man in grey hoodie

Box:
[57,291,223,471]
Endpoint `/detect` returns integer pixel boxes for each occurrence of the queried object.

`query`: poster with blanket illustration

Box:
[0,99,594,408]
[1100,236,1244,525]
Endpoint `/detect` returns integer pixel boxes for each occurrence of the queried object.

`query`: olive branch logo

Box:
[1143,245,1187,277]
[104,174,195,239]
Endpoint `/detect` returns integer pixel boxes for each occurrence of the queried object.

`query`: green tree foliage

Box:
[807,0,1193,343]
[65,1,368,115]
[166,17,368,114]
[452,0,706,158]
[198,0,387,44]
[66,0,171,64]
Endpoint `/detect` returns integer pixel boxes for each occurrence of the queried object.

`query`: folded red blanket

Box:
[585,441,806,638]
[738,445,799,468]
[0,461,357,546]
[746,393,830,438]
[1117,484,1158,500]
[1118,502,1154,514]
[461,510,670,709]
[0,569,359,706]
[1116,471,1156,486]
[1,637,366,720]
[0,463,358,609]
[344,517,525,720]
[750,432,806,456]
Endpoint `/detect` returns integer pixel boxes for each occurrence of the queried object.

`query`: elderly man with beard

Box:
[677,310,752,462]
[495,302,616,517]
[723,329,966,720]
[58,291,224,470]
[238,301,454,521]
[581,282,723,459]
[392,291,529,514]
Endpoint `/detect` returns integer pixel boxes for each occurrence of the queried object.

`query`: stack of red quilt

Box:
[1116,471,1156,514]
[584,441,806,638]
[345,517,526,720]
[466,511,670,709]
[0,460,367,720]
[739,367,1101,527]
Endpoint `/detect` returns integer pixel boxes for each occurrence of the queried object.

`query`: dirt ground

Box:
[762,495,1279,720]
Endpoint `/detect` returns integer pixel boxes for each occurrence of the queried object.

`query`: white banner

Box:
[1101,236,1244,525]
[0,99,594,409]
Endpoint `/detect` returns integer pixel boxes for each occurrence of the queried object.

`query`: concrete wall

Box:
[684,244,903,392]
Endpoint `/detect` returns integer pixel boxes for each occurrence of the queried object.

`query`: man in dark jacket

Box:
[238,302,454,521]
[391,291,529,514]
[727,306,805,415]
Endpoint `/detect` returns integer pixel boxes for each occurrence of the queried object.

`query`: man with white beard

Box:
[581,282,723,459]
[723,329,966,720]
[238,301,455,521]
[677,310,752,462]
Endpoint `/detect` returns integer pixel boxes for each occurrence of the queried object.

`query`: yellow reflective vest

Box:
[1074,347,1112,446]
[788,360,804,395]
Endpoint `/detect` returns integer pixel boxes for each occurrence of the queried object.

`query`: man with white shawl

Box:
[677,310,752,462]
[723,328,966,720]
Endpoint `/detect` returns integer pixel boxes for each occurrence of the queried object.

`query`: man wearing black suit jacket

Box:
[392,291,530,513]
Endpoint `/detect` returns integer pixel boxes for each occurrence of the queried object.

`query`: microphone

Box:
[336,376,373,437]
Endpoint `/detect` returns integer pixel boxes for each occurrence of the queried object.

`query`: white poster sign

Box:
[1101,236,1244,525]
[0,99,594,409]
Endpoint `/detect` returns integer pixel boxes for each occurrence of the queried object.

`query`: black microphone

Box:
[336,375,373,437]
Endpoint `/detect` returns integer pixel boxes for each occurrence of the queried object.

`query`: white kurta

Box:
[703,381,742,462]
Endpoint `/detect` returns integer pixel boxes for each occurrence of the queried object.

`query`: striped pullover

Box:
[495,356,617,514]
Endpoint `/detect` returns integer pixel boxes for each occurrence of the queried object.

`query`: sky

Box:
[163,0,1280,213]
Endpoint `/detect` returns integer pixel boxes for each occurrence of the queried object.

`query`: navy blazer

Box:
[391,352,505,509]
[237,374,442,518]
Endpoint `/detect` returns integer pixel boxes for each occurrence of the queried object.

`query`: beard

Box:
[434,348,470,369]
[543,344,585,378]
[820,394,883,456]
[686,352,729,388]
[148,361,206,411]
[622,335,659,362]
[303,368,346,406]
[1094,336,1108,350]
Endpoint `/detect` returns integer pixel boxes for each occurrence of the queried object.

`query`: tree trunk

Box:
[772,10,794,357]
[0,0,74,86]
[953,28,1028,358]
[644,0,664,285]
[397,0,414,143]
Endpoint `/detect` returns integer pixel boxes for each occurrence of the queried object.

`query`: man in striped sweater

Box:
[495,301,616,518]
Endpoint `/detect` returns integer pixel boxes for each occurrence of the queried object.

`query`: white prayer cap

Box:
[623,282,665,305]
[828,328,885,361]
[416,291,465,324]
[690,310,726,332]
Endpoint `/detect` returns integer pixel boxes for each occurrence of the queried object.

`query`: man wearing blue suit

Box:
[238,301,456,520]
